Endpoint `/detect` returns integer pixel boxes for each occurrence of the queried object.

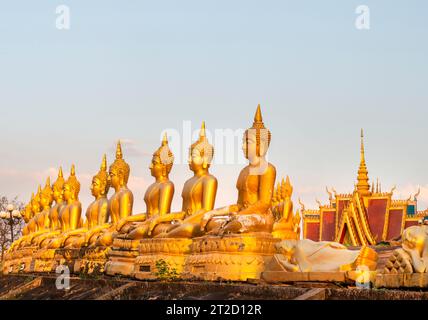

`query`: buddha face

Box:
[63,184,74,202]
[242,130,263,166]
[109,168,122,190]
[31,199,41,214]
[40,192,53,209]
[91,177,103,198]
[23,204,33,222]
[188,148,204,172]
[53,185,64,203]
[149,156,165,179]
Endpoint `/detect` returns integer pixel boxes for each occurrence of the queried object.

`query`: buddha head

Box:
[91,154,110,198]
[52,167,65,204]
[109,141,130,191]
[243,104,272,166]
[188,122,214,173]
[31,186,42,214]
[150,133,174,179]
[281,176,293,199]
[40,177,54,209]
[64,165,80,202]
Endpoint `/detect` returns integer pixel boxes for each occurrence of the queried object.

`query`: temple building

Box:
[303,130,427,246]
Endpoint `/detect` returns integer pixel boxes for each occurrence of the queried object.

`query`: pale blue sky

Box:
[0,1,427,213]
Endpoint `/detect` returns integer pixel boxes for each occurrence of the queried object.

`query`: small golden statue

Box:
[271,176,301,240]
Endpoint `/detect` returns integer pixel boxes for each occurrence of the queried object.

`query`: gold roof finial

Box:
[70,164,76,176]
[58,166,63,178]
[116,141,123,160]
[356,129,370,195]
[45,176,51,187]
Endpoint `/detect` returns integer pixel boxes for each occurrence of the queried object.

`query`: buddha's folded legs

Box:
[127,224,149,240]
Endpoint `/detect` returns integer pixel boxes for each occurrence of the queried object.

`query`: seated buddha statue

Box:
[37,167,67,248]
[29,177,55,245]
[48,165,84,249]
[8,196,35,252]
[271,176,301,240]
[199,105,277,236]
[110,133,175,240]
[92,141,134,247]
[18,187,43,248]
[68,155,111,248]
[154,122,218,239]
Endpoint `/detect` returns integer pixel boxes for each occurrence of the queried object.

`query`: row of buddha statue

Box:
[5,105,383,282]
[9,106,301,256]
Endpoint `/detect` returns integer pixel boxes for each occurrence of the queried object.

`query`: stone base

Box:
[184,233,280,282]
[3,247,38,274]
[134,238,193,280]
[104,238,141,277]
[54,248,81,273]
[79,246,109,275]
[375,273,428,288]
[33,249,58,273]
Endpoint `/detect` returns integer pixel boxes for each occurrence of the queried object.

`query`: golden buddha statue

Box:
[8,196,34,252]
[113,133,174,239]
[48,165,84,249]
[154,122,218,239]
[37,167,67,248]
[29,177,55,245]
[271,176,301,240]
[384,225,428,274]
[18,187,43,248]
[270,238,378,272]
[69,155,111,248]
[93,141,134,247]
[199,105,277,236]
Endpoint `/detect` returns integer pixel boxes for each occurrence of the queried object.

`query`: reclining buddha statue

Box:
[270,238,378,272]
[110,133,175,241]
[384,224,428,274]
[68,155,111,248]
[199,105,277,236]
[154,122,218,239]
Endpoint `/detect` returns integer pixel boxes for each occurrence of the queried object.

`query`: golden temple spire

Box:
[356,129,370,195]
[70,164,76,177]
[58,166,63,178]
[116,141,123,160]
[45,176,51,188]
